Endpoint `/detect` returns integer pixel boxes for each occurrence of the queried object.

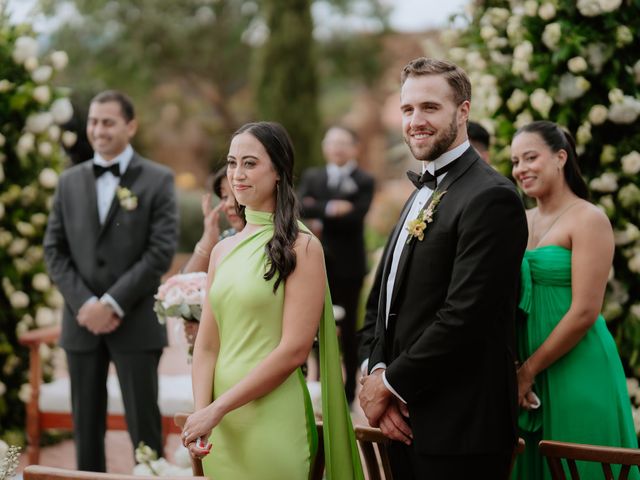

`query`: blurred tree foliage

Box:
[36,0,389,173]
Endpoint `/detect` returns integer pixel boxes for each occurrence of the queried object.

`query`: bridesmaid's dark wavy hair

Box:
[514,120,590,200]
[232,122,300,293]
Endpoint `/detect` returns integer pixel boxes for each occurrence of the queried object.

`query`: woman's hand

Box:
[182,403,224,457]
[517,361,536,408]
[200,194,222,249]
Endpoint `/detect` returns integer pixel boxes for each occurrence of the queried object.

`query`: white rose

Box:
[489,50,511,66]
[39,343,52,361]
[530,88,554,118]
[480,26,498,41]
[512,59,529,76]
[634,60,640,84]
[32,273,51,292]
[0,79,13,92]
[567,56,588,74]
[25,245,44,264]
[608,96,640,124]
[22,185,38,205]
[33,85,51,104]
[600,145,617,164]
[15,320,29,337]
[31,213,48,227]
[506,15,523,41]
[630,253,640,274]
[449,48,466,63]
[12,36,39,64]
[10,290,30,309]
[622,151,640,175]
[14,258,32,274]
[8,238,28,256]
[576,121,592,145]
[50,50,69,71]
[31,65,53,84]
[17,221,36,237]
[465,51,486,70]
[588,104,608,125]
[556,73,590,104]
[62,130,78,147]
[586,43,609,73]
[488,37,509,50]
[523,0,538,16]
[18,383,32,403]
[632,303,640,319]
[542,23,561,50]
[515,110,534,129]
[37,167,59,189]
[538,3,556,20]
[51,97,74,124]
[48,125,61,142]
[38,141,53,157]
[589,172,618,192]
[36,307,57,327]
[599,0,623,13]
[609,88,625,104]
[619,184,640,209]
[26,112,54,134]
[46,288,64,309]
[24,57,39,71]
[0,231,11,248]
[513,41,533,61]
[616,26,633,47]
[0,382,5,397]
[507,88,529,113]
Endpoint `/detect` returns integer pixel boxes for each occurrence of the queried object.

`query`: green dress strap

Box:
[519,255,532,315]
[244,209,364,480]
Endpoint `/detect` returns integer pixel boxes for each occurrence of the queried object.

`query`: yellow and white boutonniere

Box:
[116,186,138,211]
[405,189,447,243]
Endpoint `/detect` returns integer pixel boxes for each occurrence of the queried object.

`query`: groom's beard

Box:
[406,112,459,162]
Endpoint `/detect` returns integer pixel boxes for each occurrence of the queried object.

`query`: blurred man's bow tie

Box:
[93,164,120,178]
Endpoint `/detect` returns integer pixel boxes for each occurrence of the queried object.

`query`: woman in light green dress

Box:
[510,121,638,480]
[182,122,363,480]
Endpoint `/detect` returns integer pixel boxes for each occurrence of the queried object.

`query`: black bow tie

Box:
[93,163,121,178]
[406,160,458,190]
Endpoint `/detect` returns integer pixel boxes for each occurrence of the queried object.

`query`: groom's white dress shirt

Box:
[371,140,470,402]
[84,144,134,317]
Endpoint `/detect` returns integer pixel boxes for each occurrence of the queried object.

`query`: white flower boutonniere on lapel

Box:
[406,189,447,244]
[116,186,138,211]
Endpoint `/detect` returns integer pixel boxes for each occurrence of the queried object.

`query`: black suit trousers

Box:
[328,275,363,404]
[66,343,163,471]
[388,441,512,480]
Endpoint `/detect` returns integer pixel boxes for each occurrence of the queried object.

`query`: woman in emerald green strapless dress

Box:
[181,122,364,480]
[510,121,638,480]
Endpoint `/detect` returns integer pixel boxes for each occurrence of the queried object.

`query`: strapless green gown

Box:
[513,246,638,480]
[202,209,364,480]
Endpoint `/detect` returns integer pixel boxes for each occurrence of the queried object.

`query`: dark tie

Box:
[93,163,121,178]
[406,159,458,190]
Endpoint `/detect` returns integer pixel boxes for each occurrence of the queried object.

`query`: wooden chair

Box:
[509,437,526,476]
[19,326,193,465]
[23,465,206,479]
[539,440,640,479]
[355,425,393,480]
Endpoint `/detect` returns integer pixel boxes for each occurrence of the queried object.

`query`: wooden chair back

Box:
[23,465,206,479]
[355,425,393,480]
[539,440,640,479]
[173,412,205,477]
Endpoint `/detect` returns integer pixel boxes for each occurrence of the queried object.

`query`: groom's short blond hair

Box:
[401,57,471,106]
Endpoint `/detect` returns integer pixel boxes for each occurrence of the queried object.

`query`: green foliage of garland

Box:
[446,0,640,370]
[0,14,73,443]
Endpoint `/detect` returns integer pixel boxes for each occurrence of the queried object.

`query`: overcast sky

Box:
[6,0,469,33]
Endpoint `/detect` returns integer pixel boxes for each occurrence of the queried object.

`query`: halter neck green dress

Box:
[513,246,638,480]
[202,208,364,480]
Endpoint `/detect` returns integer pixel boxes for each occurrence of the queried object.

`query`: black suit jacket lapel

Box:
[98,154,143,239]
[388,147,478,313]
[82,161,101,239]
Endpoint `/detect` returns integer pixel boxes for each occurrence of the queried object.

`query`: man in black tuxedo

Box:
[44,91,178,471]
[297,125,374,404]
[358,58,527,479]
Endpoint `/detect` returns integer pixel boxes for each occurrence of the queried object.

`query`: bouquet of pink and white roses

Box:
[154,272,207,325]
